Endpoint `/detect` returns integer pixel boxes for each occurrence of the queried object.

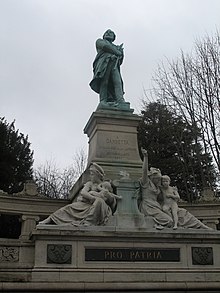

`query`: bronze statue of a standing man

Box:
[89,29,125,108]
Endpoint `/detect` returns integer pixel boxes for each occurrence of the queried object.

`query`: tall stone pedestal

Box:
[70,108,142,200]
[84,109,142,181]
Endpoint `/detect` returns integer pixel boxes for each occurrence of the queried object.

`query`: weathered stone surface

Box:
[47,244,72,264]
[107,178,145,228]
[191,246,213,265]
[84,110,142,181]
[5,227,213,291]
[0,246,19,262]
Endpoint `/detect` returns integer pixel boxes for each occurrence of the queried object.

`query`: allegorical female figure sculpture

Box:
[139,148,211,230]
[39,163,119,226]
[89,29,125,107]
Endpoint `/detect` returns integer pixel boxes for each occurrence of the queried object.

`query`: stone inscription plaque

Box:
[85,248,180,262]
[97,133,139,161]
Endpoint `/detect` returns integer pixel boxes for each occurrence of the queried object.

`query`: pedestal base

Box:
[30,226,220,292]
[84,109,142,181]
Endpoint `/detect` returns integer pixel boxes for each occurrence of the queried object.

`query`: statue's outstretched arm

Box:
[141,148,149,186]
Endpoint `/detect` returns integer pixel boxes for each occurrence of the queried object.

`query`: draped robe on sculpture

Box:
[139,180,210,229]
[50,181,115,226]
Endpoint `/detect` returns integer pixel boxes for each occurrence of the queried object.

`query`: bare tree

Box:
[152,31,220,181]
[34,149,87,199]
[73,148,88,177]
[193,34,220,170]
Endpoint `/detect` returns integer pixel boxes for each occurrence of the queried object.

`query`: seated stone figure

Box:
[39,163,118,226]
[139,148,211,230]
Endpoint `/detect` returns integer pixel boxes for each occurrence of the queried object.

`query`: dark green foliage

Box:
[0,117,33,193]
[138,102,216,202]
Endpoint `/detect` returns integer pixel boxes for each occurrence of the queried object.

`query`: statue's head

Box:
[101,181,113,193]
[161,175,171,187]
[103,29,116,42]
[148,167,162,186]
[89,162,105,182]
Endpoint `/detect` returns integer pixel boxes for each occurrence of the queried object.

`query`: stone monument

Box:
[1,30,220,292]
[31,31,220,292]
[85,29,142,181]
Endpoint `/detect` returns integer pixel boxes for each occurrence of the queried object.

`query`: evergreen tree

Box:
[0,117,34,193]
[138,102,216,202]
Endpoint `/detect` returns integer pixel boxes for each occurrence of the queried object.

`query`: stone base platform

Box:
[1,226,220,292]
[11,226,216,292]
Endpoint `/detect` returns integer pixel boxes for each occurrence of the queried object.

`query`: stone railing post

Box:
[20,215,40,241]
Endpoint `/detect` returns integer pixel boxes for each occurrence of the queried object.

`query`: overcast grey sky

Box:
[1,0,220,169]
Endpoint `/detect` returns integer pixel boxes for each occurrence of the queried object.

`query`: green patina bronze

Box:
[90,29,130,111]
